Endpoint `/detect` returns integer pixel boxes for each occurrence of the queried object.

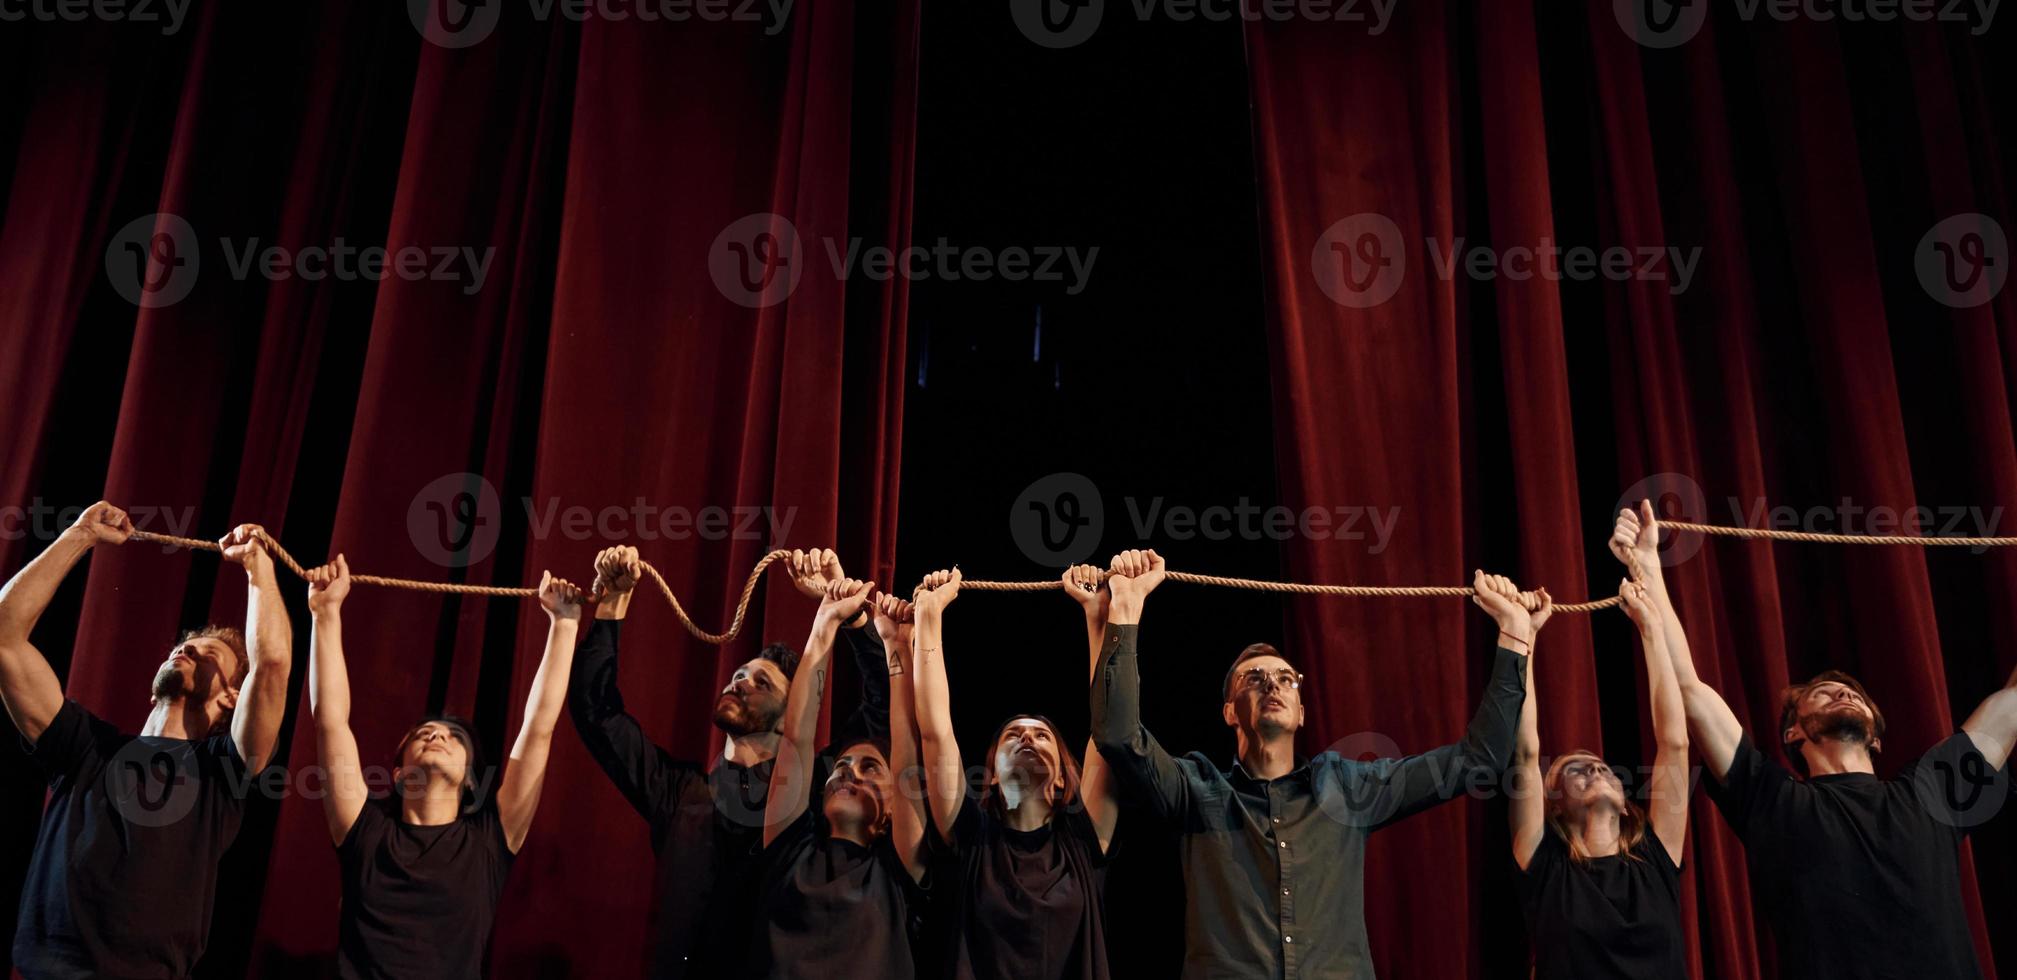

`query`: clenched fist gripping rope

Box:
[114,509,2017,645]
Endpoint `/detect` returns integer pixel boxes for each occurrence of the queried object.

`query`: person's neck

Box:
[1236,730,1298,781]
[1800,738,1876,777]
[998,776,1054,832]
[827,817,877,848]
[1572,805,1624,857]
[400,776,465,826]
[141,698,213,740]
[722,730,780,768]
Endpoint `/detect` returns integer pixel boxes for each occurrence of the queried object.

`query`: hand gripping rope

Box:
[125,519,2017,645]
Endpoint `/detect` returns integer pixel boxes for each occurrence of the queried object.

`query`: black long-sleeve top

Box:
[569,617,891,979]
[1089,624,1527,980]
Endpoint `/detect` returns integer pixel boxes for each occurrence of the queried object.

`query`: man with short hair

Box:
[569,546,892,978]
[1,502,294,979]
[1620,500,2017,980]
[1090,549,1534,978]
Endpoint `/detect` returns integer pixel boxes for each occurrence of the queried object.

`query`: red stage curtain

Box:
[1248,3,2014,978]
[0,3,915,977]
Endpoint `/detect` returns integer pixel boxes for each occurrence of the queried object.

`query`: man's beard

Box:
[712,693,778,738]
[151,664,187,701]
[1805,705,1873,746]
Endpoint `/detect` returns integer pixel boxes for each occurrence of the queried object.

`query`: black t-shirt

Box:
[1515,829,1685,979]
[1706,733,1996,980]
[335,799,517,980]
[754,809,924,980]
[13,699,258,980]
[568,618,890,978]
[937,797,1110,980]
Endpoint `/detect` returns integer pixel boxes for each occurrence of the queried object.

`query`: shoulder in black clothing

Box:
[13,700,256,980]
[336,799,516,980]
[1516,828,1686,980]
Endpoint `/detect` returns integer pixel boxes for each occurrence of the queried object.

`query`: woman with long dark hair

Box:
[753,576,929,980]
[909,565,1118,980]
[1504,501,1692,980]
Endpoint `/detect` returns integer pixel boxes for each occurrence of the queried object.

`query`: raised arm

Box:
[0,503,128,743]
[569,546,696,828]
[874,593,927,881]
[1506,574,1545,868]
[1960,660,2017,771]
[1351,572,1535,832]
[496,571,586,853]
[306,556,368,845]
[1615,500,1741,780]
[908,569,964,844]
[221,525,291,773]
[764,576,875,847]
[1062,563,1119,852]
[1091,549,1191,822]
[790,550,891,752]
[1620,576,1689,864]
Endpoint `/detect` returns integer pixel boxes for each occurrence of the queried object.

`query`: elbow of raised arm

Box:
[1971,687,2017,735]
[1655,727,1691,753]
[0,610,31,646]
[1090,721,1139,761]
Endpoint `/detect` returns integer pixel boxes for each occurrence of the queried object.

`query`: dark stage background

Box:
[2,2,2015,978]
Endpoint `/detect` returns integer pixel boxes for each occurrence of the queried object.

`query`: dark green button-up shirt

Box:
[1090,624,1527,979]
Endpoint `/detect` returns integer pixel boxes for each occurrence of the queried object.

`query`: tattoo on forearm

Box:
[813,668,827,699]
[886,651,904,676]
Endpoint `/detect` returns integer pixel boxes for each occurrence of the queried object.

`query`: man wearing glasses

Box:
[1091,549,1534,979]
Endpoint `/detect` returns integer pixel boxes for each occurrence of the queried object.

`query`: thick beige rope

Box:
[127,516,2017,644]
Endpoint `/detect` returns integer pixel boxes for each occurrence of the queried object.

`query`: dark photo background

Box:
[2,1,2015,978]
